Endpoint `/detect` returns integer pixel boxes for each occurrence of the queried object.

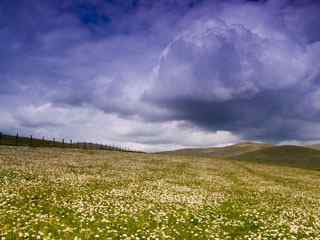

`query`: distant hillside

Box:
[161,142,272,158]
[0,132,139,153]
[234,145,320,170]
[308,144,320,151]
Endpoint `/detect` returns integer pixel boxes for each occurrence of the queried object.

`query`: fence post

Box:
[70,139,72,147]
[16,133,19,146]
[42,136,45,146]
[62,138,64,147]
[30,135,33,147]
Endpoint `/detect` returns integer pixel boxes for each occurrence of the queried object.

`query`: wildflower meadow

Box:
[0,146,320,239]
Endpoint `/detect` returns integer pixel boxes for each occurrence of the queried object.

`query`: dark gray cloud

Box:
[144,0,320,143]
[0,0,320,150]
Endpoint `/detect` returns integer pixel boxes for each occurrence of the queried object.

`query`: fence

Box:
[0,132,140,153]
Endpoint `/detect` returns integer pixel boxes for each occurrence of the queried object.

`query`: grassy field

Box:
[1,146,320,239]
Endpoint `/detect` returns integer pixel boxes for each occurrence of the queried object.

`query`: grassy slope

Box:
[0,133,67,147]
[0,133,137,152]
[1,146,320,239]
[162,142,272,158]
[234,145,320,170]
[308,144,320,151]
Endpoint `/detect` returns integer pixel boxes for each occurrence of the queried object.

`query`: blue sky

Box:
[1,0,320,151]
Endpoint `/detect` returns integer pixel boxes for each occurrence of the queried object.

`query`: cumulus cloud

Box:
[144,0,320,142]
[1,103,238,152]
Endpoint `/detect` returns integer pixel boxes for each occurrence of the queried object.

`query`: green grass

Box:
[308,144,320,151]
[161,142,272,158]
[0,133,137,153]
[0,133,77,148]
[1,146,320,239]
[234,145,320,170]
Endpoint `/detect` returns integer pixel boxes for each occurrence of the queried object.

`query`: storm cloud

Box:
[0,0,320,151]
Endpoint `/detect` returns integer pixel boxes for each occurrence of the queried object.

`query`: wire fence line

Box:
[0,132,142,153]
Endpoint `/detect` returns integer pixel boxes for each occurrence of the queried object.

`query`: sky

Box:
[1,0,320,152]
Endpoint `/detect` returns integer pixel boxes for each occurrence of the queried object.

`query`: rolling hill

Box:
[161,142,272,158]
[308,144,320,151]
[234,145,320,170]
[162,143,320,170]
[0,133,138,152]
